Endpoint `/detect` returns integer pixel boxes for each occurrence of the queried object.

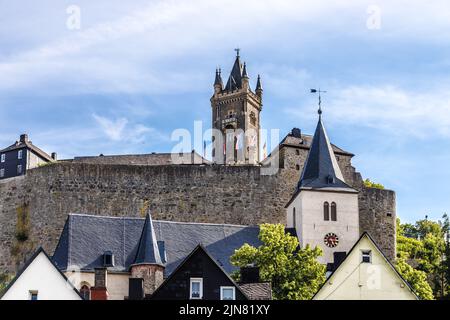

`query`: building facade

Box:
[0,134,55,180]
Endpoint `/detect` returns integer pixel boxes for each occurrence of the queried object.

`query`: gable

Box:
[1,251,82,300]
[151,247,247,300]
[313,235,418,300]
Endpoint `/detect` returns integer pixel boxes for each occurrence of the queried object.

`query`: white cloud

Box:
[92,113,168,144]
[285,84,450,139]
[92,114,128,141]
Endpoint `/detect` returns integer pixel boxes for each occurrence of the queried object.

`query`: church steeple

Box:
[297,113,348,190]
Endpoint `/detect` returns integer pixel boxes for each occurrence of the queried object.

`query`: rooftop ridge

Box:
[67,213,258,228]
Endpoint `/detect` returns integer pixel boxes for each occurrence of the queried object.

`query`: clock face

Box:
[324,233,339,248]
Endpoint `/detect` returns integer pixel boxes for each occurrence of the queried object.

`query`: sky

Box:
[0,0,449,223]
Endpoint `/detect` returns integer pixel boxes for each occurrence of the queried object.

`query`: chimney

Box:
[51,152,57,161]
[19,134,28,143]
[240,266,260,284]
[291,128,302,138]
[91,268,108,300]
[332,252,347,271]
[128,278,145,300]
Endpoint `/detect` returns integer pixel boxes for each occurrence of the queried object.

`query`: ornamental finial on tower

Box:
[311,88,327,118]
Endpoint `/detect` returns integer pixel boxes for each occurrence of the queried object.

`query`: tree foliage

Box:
[395,258,434,300]
[230,224,326,300]
[363,178,385,189]
[397,214,450,299]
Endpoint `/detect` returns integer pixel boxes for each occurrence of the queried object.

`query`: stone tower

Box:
[210,50,263,165]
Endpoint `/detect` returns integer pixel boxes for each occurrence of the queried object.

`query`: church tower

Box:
[285,106,360,267]
[210,50,263,165]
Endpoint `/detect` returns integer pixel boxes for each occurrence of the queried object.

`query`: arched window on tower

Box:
[324,202,330,221]
[80,284,91,300]
[331,202,337,221]
[293,207,296,227]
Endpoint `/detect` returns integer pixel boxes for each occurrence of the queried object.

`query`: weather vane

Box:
[234,48,240,57]
[310,88,327,116]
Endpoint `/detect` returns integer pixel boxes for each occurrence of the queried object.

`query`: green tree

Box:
[363,178,385,189]
[397,215,448,298]
[230,224,326,300]
[395,258,434,300]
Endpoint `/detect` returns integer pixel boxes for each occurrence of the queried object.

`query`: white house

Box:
[0,247,82,300]
[313,233,418,300]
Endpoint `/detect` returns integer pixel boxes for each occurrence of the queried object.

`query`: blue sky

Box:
[0,0,449,223]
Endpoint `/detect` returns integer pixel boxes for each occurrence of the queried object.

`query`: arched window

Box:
[293,207,296,227]
[250,112,256,126]
[324,202,330,221]
[331,202,337,221]
[80,285,91,300]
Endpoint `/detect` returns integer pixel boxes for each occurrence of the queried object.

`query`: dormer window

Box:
[103,251,115,267]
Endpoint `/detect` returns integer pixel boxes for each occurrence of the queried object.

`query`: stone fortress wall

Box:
[0,131,396,274]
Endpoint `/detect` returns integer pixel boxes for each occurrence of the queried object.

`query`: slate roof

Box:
[239,282,272,300]
[52,214,262,277]
[0,139,53,162]
[297,117,353,190]
[224,54,243,91]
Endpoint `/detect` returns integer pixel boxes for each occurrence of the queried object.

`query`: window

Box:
[331,202,337,221]
[0,154,4,162]
[295,164,300,170]
[17,165,22,175]
[80,285,91,300]
[29,290,38,300]
[190,278,203,299]
[293,207,296,227]
[361,250,372,263]
[220,286,236,300]
[18,150,23,160]
[103,251,115,267]
[296,150,300,155]
[0,169,4,178]
[323,202,330,221]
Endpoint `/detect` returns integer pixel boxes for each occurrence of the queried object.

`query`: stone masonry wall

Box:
[0,147,397,273]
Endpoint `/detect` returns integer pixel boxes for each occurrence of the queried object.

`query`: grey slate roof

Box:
[224,54,243,91]
[239,282,272,300]
[52,214,262,277]
[132,214,163,267]
[0,140,53,162]
[297,117,352,190]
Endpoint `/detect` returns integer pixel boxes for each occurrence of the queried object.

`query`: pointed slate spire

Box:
[225,51,243,91]
[242,62,249,79]
[297,115,349,190]
[133,212,163,266]
[214,68,223,88]
[255,74,262,92]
